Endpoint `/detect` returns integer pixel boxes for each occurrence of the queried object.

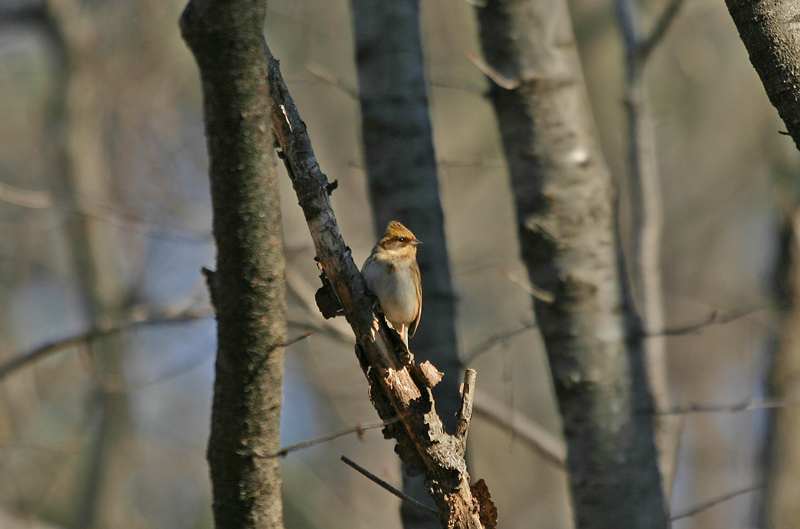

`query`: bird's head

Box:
[379,221,422,256]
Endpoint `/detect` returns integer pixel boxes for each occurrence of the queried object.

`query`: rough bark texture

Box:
[265,45,495,529]
[476,1,668,528]
[180,3,287,528]
[349,1,462,525]
[725,0,800,151]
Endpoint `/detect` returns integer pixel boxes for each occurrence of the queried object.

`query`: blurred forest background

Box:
[1,0,797,528]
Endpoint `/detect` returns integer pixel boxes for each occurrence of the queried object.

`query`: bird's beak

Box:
[411,238,422,246]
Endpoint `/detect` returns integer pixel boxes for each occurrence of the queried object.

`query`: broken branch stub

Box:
[264,42,496,529]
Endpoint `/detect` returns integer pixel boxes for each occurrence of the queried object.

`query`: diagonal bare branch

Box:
[258,418,399,458]
[474,390,567,468]
[670,484,762,521]
[341,456,439,520]
[0,309,212,381]
[264,41,495,528]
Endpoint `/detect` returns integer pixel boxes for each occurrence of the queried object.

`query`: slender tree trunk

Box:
[616,0,685,500]
[724,4,800,527]
[761,213,800,529]
[475,1,667,527]
[44,1,135,526]
[180,3,287,528]
[350,1,461,526]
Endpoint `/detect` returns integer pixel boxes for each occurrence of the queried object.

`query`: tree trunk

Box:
[44,1,135,526]
[180,3,287,528]
[349,1,461,526]
[475,1,668,527]
[724,3,800,527]
[761,212,800,529]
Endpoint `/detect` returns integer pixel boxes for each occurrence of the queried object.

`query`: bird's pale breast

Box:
[362,259,419,325]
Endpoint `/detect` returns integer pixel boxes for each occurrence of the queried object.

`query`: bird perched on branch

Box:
[361,221,422,346]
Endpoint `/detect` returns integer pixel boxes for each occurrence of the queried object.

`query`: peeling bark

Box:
[265,44,495,529]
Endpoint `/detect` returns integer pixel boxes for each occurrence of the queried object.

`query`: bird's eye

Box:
[397,237,406,243]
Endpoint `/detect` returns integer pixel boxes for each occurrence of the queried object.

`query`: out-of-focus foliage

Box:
[0,0,796,528]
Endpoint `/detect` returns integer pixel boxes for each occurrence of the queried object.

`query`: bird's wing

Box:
[408,261,422,339]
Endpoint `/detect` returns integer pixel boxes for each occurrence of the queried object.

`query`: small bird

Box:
[361,221,422,346]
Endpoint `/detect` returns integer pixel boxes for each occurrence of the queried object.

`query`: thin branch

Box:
[652,306,768,337]
[654,311,718,336]
[282,329,314,348]
[122,351,215,391]
[464,321,537,365]
[260,418,399,458]
[473,390,567,469]
[653,399,790,416]
[438,159,507,169]
[285,266,352,344]
[670,485,762,521]
[501,268,555,303]
[304,61,359,101]
[466,52,520,90]
[0,309,212,381]
[341,455,439,521]
[639,0,685,62]
[0,180,211,245]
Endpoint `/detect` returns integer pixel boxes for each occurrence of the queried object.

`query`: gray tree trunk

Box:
[724,3,800,527]
[475,0,667,527]
[350,1,461,526]
[180,3,287,528]
[44,1,134,526]
[761,214,800,529]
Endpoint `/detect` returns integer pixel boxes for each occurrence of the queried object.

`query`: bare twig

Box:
[438,159,507,169]
[653,306,767,336]
[282,329,314,348]
[466,52,520,90]
[0,309,212,381]
[654,399,789,416]
[122,351,215,391]
[261,418,399,458]
[464,321,537,365]
[341,455,439,521]
[473,390,567,468]
[0,180,211,244]
[501,269,555,303]
[670,484,762,521]
[640,0,686,62]
[304,61,358,100]
[285,266,352,343]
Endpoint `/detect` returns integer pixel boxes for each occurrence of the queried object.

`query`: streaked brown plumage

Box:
[361,221,422,345]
